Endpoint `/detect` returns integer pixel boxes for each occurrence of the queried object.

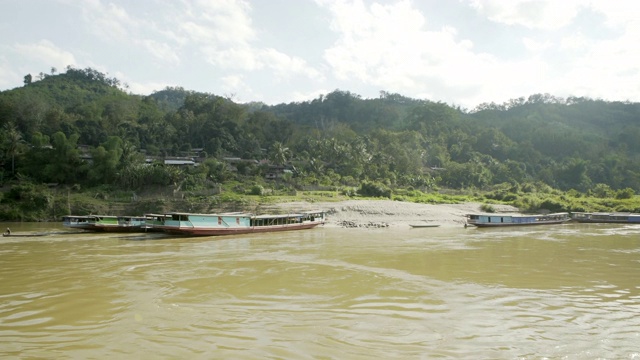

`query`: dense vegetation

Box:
[1,67,639,220]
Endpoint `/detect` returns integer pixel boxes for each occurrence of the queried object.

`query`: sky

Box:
[1,0,639,109]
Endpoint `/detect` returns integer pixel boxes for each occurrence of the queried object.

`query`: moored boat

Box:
[3,232,48,237]
[144,213,172,229]
[93,215,151,232]
[409,223,440,228]
[465,212,570,227]
[63,215,156,232]
[62,215,98,230]
[149,210,326,236]
[571,212,640,223]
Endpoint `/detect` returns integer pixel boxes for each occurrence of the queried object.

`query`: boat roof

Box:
[467,212,569,217]
[253,213,305,219]
[63,214,118,219]
[164,212,254,217]
[163,211,324,218]
[578,212,639,215]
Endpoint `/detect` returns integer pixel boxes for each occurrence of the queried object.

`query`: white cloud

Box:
[559,33,589,51]
[261,48,324,81]
[126,80,171,96]
[320,0,500,103]
[203,46,263,71]
[222,74,246,89]
[588,0,640,29]
[180,0,256,48]
[522,37,552,52]
[181,21,219,43]
[290,88,331,103]
[79,0,133,42]
[558,32,640,101]
[3,0,640,107]
[75,1,186,65]
[142,40,181,66]
[13,40,76,69]
[0,54,19,89]
[220,74,254,101]
[468,0,582,30]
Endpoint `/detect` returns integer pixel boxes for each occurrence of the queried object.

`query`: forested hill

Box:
[1,67,639,194]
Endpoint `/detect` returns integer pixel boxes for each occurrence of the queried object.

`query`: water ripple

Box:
[1,226,640,358]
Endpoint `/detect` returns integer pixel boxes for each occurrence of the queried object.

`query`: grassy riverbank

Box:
[1,181,640,222]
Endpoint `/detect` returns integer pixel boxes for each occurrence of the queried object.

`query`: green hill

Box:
[2,67,640,197]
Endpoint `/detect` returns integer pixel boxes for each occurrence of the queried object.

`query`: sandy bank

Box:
[269,200,520,228]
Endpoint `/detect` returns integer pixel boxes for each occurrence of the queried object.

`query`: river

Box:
[1,222,639,359]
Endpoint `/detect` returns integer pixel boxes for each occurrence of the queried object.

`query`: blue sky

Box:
[1,0,638,109]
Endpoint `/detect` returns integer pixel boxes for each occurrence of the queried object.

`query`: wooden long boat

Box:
[149,211,326,236]
[62,215,98,230]
[465,212,570,228]
[93,215,153,232]
[571,212,640,223]
[409,223,440,228]
[3,232,48,237]
[62,215,156,232]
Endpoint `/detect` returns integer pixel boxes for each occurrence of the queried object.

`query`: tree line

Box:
[1,67,639,197]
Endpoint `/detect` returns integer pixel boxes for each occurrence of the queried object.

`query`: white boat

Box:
[571,212,640,223]
[465,212,570,227]
[149,211,326,236]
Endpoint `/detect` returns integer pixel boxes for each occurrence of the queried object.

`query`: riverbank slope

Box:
[268,200,520,228]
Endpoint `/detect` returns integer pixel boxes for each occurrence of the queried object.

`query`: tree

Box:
[23,74,32,86]
[1,122,23,176]
[269,141,291,166]
[88,136,123,184]
[591,183,613,198]
[43,132,84,183]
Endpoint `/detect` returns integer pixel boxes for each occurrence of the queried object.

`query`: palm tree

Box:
[2,122,23,176]
[269,141,291,166]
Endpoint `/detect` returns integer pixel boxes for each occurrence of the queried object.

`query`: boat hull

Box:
[63,215,154,233]
[159,222,323,236]
[573,219,631,224]
[3,233,48,237]
[469,220,569,228]
[92,225,159,233]
[152,210,327,237]
[465,212,571,228]
[571,212,640,224]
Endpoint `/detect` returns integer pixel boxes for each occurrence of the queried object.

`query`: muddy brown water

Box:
[1,222,639,358]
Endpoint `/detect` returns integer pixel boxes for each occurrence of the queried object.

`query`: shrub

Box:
[248,185,265,196]
[358,181,392,198]
[539,198,568,213]
[480,204,495,213]
[615,188,635,199]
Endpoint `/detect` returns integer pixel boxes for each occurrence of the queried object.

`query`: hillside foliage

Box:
[1,67,639,211]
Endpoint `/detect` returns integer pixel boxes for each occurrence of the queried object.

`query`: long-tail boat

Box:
[149,211,326,236]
